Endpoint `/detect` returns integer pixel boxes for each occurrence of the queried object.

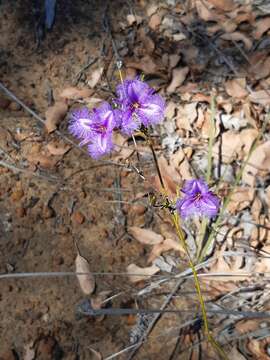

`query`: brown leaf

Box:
[235,319,260,335]
[167,67,189,94]
[89,348,103,360]
[253,17,270,39]
[126,55,162,75]
[27,153,57,169]
[148,238,183,263]
[24,342,35,360]
[149,13,161,30]
[242,141,270,187]
[46,141,71,156]
[91,290,112,310]
[247,339,270,360]
[225,78,248,98]
[207,0,235,11]
[227,187,255,214]
[127,263,160,283]
[128,226,164,245]
[88,67,104,88]
[75,253,95,295]
[195,0,216,21]
[45,101,68,133]
[249,90,270,106]
[249,55,270,80]
[176,103,197,132]
[221,32,252,50]
[59,87,93,100]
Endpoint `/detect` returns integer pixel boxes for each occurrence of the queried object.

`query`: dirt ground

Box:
[1,0,270,359]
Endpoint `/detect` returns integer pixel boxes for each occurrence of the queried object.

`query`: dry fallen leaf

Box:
[242,141,270,187]
[27,153,57,169]
[128,226,164,245]
[225,78,248,98]
[75,253,95,295]
[148,238,183,263]
[89,348,103,360]
[91,290,112,310]
[24,342,35,360]
[249,90,270,106]
[59,87,93,100]
[253,17,270,39]
[176,103,197,132]
[46,141,71,156]
[207,0,235,11]
[227,187,255,214]
[250,56,270,80]
[126,55,162,75]
[88,67,104,88]
[221,32,252,50]
[195,0,216,21]
[127,263,160,283]
[45,101,68,133]
[149,13,161,30]
[167,67,189,94]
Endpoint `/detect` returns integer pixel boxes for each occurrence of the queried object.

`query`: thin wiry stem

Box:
[172,212,228,360]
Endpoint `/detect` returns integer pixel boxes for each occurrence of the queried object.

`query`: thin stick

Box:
[126,277,184,360]
[0,160,59,182]
[149,141,165,189]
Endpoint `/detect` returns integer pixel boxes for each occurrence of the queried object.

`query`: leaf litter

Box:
[2,0,270,359]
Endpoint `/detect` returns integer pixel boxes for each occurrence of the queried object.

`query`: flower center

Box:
[194,192,202,201]
[132,102,140,110]
[94,124,107,134]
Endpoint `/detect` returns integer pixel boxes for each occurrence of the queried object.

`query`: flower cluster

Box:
[176,179,219,219]
[68,78,165,159]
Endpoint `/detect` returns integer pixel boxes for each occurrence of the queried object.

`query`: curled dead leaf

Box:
[148,238,183,263]
[128,226,164,245]
[75,253,95,295]
[127,263,160,283]
[59,87,93,100]
[167,67,189,94]
[45,101,68,133]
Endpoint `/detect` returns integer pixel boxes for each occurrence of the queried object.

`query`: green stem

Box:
[172,213,228,359]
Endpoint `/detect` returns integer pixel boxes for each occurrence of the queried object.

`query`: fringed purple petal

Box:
[93,102,118,131]
[176,197,197,219]
[68,107,94,141]
[177,179,220,219]
[136,94,165,127]
[87,133,114,159]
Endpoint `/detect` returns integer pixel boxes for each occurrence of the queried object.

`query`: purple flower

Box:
[68,107,93,145]
[68,103,118,159]
[176,179,219,219]
[116,79,165,135]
